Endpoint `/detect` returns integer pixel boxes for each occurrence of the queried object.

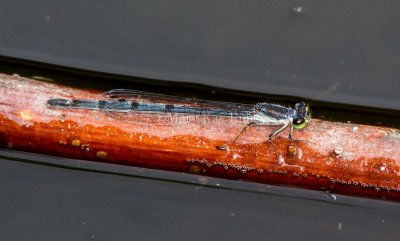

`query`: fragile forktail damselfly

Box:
[47,89,310,150]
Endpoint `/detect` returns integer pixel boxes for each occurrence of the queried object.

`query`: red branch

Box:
[0,74,399,201]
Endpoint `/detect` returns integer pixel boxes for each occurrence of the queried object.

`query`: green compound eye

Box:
[293,117,307,129]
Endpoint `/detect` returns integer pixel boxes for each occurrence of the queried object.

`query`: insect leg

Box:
[289,125,294,141]
[268,119,290,141]
[267,119,290,155]
[216,121,256,150]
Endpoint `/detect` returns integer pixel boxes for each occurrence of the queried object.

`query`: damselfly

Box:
[47,89,310,150]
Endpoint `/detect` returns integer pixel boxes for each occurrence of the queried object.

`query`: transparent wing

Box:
[100,89,255,125]
[104,89,253,111]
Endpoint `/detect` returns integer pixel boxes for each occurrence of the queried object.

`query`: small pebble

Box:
[19,110,36,120]
[96,151,107,159]
[189,165,201,174]
[71,139,81,147]
[287,144,297,156]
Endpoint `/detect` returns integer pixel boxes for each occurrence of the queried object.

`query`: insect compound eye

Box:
[293,117,307,129]
[295,101,308,118]
[295,102,306,109]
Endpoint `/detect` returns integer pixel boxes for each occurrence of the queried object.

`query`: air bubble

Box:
[81,144,90,152]
[292,6,304,14]
[334,146,344,155]
[278,155,285,166]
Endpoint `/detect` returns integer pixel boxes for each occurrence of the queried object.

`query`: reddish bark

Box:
[0,73,399,201]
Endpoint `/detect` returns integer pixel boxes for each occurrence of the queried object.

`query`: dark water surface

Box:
[0,1,399,240]
[0,150,399,241]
